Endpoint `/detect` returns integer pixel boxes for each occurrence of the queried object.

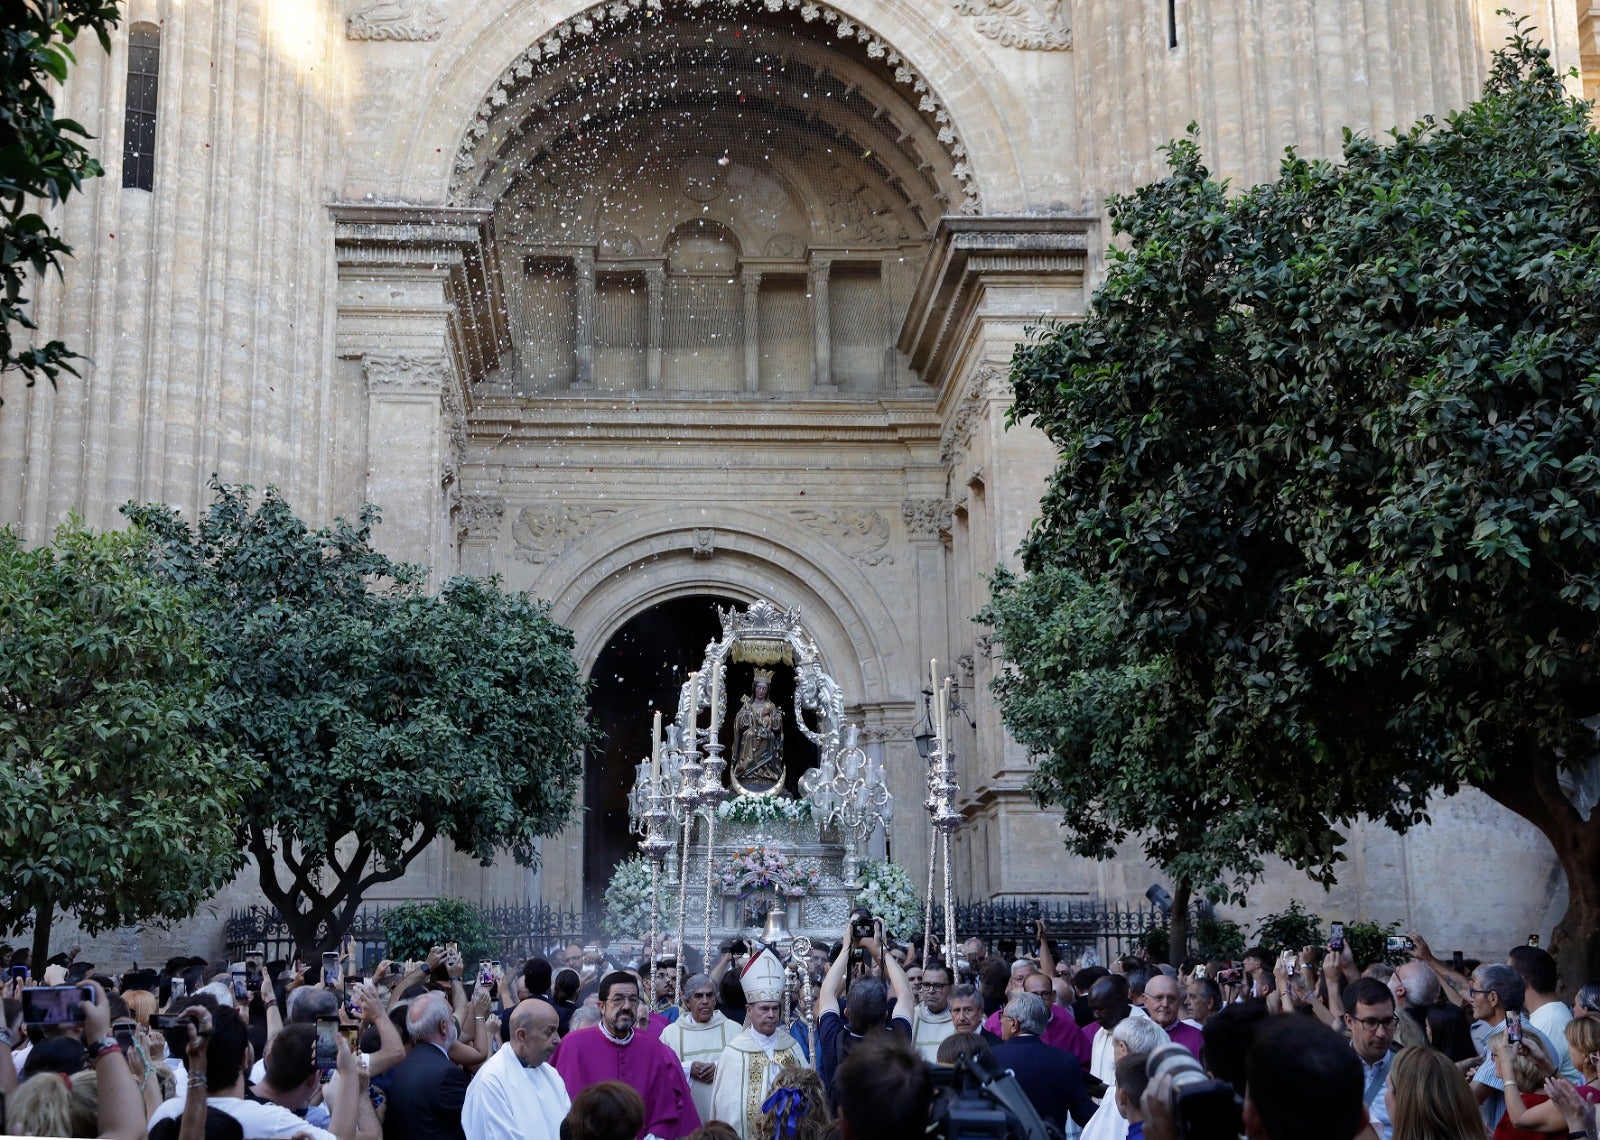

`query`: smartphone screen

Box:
[322,951,340,987]
[1506,1009,1523,1044]
[7,965,28,981]
[477,960,494,988]
[113,1020,138,1053]
[1329,922,1345,953]
[170,977,188,999]
[230,962,248,1000]
[22,986,91,1026]
[345,977,363,1018]
[315,1016,339,1071]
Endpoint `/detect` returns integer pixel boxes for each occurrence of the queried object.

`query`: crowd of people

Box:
[3,915,1599,1140]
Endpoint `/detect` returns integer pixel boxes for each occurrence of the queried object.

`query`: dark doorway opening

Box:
[584,594,733,912]
[582,594,827,913]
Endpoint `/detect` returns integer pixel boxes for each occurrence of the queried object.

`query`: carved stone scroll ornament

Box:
[455,495,504,544]
[901,498,953,541]
[510,505,620,563]
[790,508,893,566]
[953,0,1072,51]
[940,368,1003,463]
[362,354,450,397]
[347,0,447,41]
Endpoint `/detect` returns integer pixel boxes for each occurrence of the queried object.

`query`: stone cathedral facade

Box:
[4,0,1595,957]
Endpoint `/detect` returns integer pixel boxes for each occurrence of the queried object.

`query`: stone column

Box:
[645,264,665,389]
[573,250,595,388]
[809,256,836,392]
[741,267,762,392]
[362,354,450,569]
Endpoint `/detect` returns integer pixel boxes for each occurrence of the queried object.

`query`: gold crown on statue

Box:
[753,667,775,684]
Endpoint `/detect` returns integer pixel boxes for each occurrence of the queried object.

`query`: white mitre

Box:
[740,946,786,1003]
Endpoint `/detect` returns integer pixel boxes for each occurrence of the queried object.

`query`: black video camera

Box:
[1147,1042,1241,1140]
[850,908,876,941]
[929,1048,1056,1140]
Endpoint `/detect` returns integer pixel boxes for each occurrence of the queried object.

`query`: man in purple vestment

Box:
[1142,974,1203,1058]
[982,971,1089,1066]
[552,971,701,1140]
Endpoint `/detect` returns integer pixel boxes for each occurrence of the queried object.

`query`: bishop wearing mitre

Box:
[708,947,806,1138]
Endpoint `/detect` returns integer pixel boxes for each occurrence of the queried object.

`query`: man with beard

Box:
[911,962,957,1061]
[709,950,806,1138]
[552,971,701,1139]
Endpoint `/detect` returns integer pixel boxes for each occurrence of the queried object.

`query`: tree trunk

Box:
[30,899,53,973]
[1168,880,1192,966]
[1549,822,1600,996]
[1480,759,1600,997]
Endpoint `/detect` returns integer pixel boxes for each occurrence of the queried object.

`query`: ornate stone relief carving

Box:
[940,368,1004,463]
[790,508,893,566]
[822,165,898,244]
[901,498,953,540]
[456,495,504,543]
[953,0,1071,51]
[599,229,644,257]
[764,233,805,258]
[441,378,467,467]
[450,0,979,215]
[363,354,450,396]
[860,724,915,744]
[510,505,620,563]
[974,633,993,660]
[957,653,975,678]
[692,528,717,559]
[346,0,446,41]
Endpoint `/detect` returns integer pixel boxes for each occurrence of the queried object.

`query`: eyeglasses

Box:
[1349,1015,1399,1030]
[605,995,641,1007]
[1468,988,1494,997]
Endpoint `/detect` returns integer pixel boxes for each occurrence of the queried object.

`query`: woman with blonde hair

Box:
[752,1067,835,1140]
[7,1070,103,1138]
[1500,1015,1600,1133]
[121,991,156,1028]
[1382,1046,1486,1140]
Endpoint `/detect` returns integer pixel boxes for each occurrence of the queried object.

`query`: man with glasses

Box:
[910,962,956,1060]
[552,971,701,1139]
[1342,977,1399,1140]
[1467,962,1560,1132]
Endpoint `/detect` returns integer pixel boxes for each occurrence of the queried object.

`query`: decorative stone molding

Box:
[510,505,621,563]
[790,508,893,566]
[957,653,975,678]
[363,354,449,397]
[449,0,979,214]
[954,0,1071,51]
[941,368,1002,463]
[455,495,504,543]
[442,377,468,467]
[860,724,915,744]
[974,633,993,660]
[692,528,717,559]
[346,0,446,41]
[901,498,953,540]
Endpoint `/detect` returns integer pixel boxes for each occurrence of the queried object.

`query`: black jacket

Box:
[988,1034,1099,1131]
[381,1042,469,1140]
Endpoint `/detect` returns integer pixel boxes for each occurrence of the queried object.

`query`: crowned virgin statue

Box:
[730,668,785,794]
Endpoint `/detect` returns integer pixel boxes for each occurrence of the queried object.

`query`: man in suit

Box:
[383,991,469,1140]
[989,992,1098,1134]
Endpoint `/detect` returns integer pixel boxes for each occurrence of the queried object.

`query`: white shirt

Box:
[1530,1000,1583,1082]
[462,1044,569,1140]
[147,1095,336,1140]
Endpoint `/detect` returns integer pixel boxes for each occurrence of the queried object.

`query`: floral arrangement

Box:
[602,855,655,939]
[855,859,921,941]
[716,845,819,898]
[716,796,814,826]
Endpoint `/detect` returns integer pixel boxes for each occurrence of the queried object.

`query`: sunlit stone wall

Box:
[1,0,1590,961]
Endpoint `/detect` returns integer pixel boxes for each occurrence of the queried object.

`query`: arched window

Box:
[121,22,160,191]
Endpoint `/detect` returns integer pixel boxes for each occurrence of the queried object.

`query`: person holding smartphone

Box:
[812,916,915,1104]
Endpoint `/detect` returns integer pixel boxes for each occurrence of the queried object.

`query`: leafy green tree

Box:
[380,899,491,963]
[995,26,1600,983]
[126,483,593,958]
[0,519,248,965]
[2,2,120,392]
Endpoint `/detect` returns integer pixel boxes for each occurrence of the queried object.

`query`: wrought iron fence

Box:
[224,903,600,968]
[922,898,1179,967]
[227,896,1171,970]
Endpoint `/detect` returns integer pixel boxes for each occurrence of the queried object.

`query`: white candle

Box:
[688,672,701,735]
[710,663,722,733]
[652,710,663,781]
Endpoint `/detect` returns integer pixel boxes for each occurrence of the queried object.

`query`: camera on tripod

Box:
[1146,1042,1241,1140]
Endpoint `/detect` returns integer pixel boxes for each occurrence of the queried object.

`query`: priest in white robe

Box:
[709,949,806,1139]
[660,973,737,1125]
[910,961,956,1061]
[463,999,570,1140]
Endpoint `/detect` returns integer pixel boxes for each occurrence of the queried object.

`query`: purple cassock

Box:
[552,1024,702,1140]
[983,1004,1091,1067]
[1163,1019,1204,1058]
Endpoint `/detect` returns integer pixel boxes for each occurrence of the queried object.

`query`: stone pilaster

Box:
[741,267,762,393]
[809,256,835,392]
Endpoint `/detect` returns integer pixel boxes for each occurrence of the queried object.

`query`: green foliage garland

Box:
[854,859,919,942]
[602,855,655,940]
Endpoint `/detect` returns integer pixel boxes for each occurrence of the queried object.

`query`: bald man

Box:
[462,999,568,1140]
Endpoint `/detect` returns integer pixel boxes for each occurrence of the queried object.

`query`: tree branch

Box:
[357,824,437,895]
